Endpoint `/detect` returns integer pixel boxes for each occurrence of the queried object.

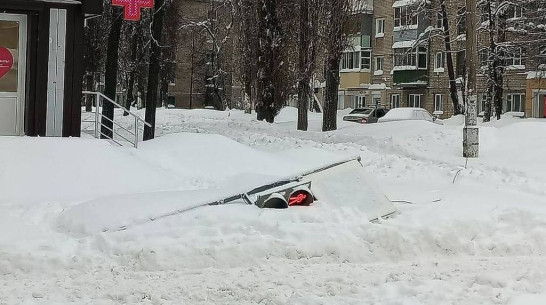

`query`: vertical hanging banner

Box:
[112,0,154,21]
[0,46,14,80]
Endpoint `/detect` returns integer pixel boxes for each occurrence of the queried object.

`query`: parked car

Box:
[378,107,444,125]
[343,108,389,124]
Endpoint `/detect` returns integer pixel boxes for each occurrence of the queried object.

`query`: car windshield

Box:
[350,109,373,115]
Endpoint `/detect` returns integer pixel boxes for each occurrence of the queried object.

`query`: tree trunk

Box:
[322,0,343,132]
[189,31,195,109]
[256,0,280,123]
[484,0,494,122]
[297,0,310,131]
[144,0,166,141]
[441,0,462,115]
[124,24,140,116]
[323,57,339,131]
[160,76,169,108]
[297,82,310,131]
[494,12,507,120]
[85,73,94,112]
[101,7,123,139]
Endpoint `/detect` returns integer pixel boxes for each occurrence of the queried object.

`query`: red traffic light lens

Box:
[288,191,312,206]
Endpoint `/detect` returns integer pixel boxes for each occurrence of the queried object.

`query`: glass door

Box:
[0,13,27,136]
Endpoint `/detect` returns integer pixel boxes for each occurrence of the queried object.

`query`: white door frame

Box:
[0,13,27,136]
[532,89,546,118]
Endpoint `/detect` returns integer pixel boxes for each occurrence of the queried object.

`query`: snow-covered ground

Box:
[2,107,546,304]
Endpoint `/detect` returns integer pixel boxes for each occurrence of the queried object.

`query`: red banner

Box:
[112,0,154,21]
[0,46,14,80]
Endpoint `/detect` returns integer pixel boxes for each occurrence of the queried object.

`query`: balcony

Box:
[340,71,372,89]
[393,69,428,87]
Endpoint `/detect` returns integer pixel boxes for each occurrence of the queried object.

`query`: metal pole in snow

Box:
[463,0,479,158]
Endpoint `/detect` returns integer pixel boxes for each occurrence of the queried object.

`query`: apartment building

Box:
[168,0,241,110]
[337,0,376,110]
[338,0,546,119]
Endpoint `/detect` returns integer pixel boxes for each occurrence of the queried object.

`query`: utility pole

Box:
[463,0,479,158]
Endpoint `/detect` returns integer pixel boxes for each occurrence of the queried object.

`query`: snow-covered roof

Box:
[368,83,391,90]
[392,40,417,49]
[392,0,422,8]
[392,65,418,71]
[351,0,373,12]
[527,71,546,79]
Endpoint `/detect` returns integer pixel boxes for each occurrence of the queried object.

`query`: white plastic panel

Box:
[0,97,17,135]
[46,8,67,137]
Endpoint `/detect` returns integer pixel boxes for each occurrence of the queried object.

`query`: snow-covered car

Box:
[342,108,389,124]
[378,107,443,125]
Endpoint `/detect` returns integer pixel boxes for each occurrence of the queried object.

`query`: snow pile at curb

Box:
[55,133,395,236]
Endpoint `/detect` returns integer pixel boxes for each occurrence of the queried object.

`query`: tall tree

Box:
[297,0,319,131]
[256,0,284,123]
[143,0,167,141]
[124,22,141,116]
[439,0,463,115]
[82,15,105,112]
[322,0,349,132]
[101,6,123,139]
[236,0,259,113]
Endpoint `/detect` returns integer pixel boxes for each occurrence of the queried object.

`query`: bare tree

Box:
[256,0,285,122]
[143,0,167,141]
[322,0,350,132]
[102,6,123,139]
[234,0,259,113]
[479,0,546,121]
[297,0,321,131]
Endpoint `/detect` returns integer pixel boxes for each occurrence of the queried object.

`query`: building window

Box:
[376,19,385,37]
[361,50,371,70]
[507,5,523,19]
[355,96,366,108]
[478,48,489,67]
[375,56,384,73]
[373,96,382,107]
[361,35,371,48]
[506,94,524,112]
[434,94,443,113]
[436,12,444,29]
[341,51,360,70]
[417,47,428,69]
[480,94,488,113]
[394,47,427,69]
[394,6,418,28]
[505,47,525,67]
[394,48,416,67]
[457,7,466,35]
[409,94,422,108]
[456,50,466,77]
[435,52,444,70]
[479,4,489,23]
[539,46,546,67]
[391,94,400,108]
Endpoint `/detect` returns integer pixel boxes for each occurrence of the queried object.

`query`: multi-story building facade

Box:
[336,0,546,119]
[337,0,376,109]
[168,0,241,110]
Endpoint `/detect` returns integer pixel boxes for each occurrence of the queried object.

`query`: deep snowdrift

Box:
[2,108,546,304]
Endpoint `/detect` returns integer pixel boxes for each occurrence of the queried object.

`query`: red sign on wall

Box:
[112,0,154,21]
[0,46,14,80]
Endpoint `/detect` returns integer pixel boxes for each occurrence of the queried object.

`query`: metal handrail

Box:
[82,91,151,148]
[96,111,136,136]
[83,91,151,128]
